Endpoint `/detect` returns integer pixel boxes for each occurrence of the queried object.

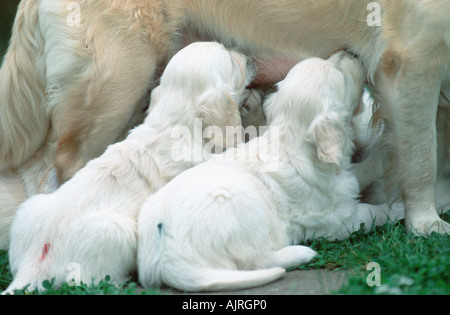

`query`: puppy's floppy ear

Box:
[196,86,242,148]
[229,51,247,86]
[307,111,347,173]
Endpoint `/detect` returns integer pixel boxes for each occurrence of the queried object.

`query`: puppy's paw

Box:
[269,246,317,269]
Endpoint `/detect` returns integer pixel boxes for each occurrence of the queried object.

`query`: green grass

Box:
[0,277,164,296]
[1,212,448,295]
[301,211,450,295]
[0,266,163,295]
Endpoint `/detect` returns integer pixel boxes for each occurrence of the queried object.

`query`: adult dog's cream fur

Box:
[0,135,59,250]
[5,42,254,292]
[136,52,403,292]
[0,0,449,235]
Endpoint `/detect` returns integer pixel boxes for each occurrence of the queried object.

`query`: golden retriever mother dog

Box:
[1,0,449,235]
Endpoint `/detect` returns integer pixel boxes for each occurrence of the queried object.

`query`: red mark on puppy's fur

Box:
[40,243,50,261]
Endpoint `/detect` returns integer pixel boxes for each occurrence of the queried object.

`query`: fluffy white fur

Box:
[0,70,264,252]
[1,0,449,235]
[137,52,404,292]
[5,42,254,293]
[169,0,450,235]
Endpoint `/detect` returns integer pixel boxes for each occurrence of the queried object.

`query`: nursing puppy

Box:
[2,0,449,235]
[137,52,400,292]
[0,73,264,253]
[170,0,450,236]
[6,42,254,292]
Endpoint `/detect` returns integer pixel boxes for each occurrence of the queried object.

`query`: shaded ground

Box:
[155,269,349,295]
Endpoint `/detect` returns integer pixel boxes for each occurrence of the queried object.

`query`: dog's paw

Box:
[292,246,318,266]
[407,217,450,236]
[271,246,317,269]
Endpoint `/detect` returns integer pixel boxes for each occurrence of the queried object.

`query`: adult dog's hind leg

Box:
[40,0,170,183]
[0,0,48,170]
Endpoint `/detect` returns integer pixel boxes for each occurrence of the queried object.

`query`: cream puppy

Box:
[0,70,265,252]
[6,42,254,293]
[137,52,403,292]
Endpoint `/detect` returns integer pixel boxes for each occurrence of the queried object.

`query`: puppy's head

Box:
[328,50,367,117]
[239,87,270,140]
[265,52,366,172]
[152,42,254,148]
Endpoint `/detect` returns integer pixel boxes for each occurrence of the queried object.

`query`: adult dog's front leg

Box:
[376,52,450,235]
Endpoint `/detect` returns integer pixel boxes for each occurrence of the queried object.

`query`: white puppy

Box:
[0,66,265,252]
[6,42,254,293]
[137,51,406,292]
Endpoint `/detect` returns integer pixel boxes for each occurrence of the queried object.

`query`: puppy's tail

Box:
[164,264,286,292]
[0,0,49,169]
